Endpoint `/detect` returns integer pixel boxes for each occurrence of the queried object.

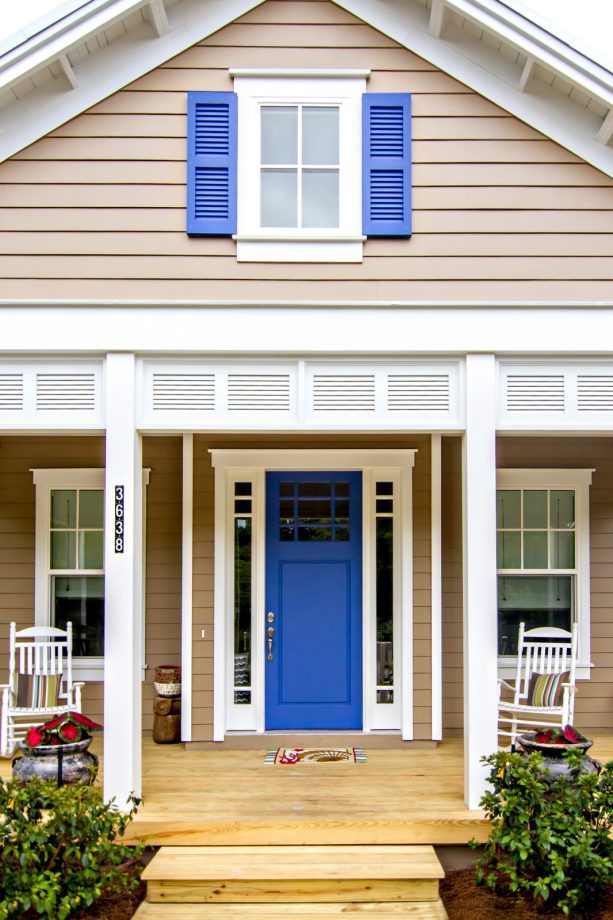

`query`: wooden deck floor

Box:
[5,734,613,846]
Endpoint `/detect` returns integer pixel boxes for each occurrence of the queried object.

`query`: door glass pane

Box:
[497,574,572,655]
[280,482,294,497]
[234,517,252,702]
[302,169,339,228]
[79,531,103,570]
[51,490,76,529]
[297,499,331,523]
[302,106,339,165]
[52,575,104,657]
[335,499,349,523]
[298,526,332,541]
[298,482,331,497]
[376,518,393,700]
[280,500,294,524]
[51,531,76,569]
[550,490,575,529]
[497,531,520,569]
[261,170,297,227]
[336,482,349,497]
[552,531,575,568]
[523,490,547,529]
[376,482,393,496]
[79,490,103,528]
[261,106,297,164]
[524,531,548,568]
[496,490,520,529]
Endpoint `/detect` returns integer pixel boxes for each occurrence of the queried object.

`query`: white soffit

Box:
[0,0,611,175]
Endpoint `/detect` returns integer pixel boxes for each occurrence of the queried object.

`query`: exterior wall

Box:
[497,437,613,732]
[142,436,183,732]
[191,432,432,742]
[1,0,612,301]
[0,436,105,722]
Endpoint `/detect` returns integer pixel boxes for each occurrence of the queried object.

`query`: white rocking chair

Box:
[498,621,578,747]
[1,622,84,757]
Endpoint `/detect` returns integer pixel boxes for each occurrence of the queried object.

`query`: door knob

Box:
[267,611,275,623]
[267,624,275,661]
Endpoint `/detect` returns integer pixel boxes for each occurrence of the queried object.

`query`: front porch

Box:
[5,734,613,846]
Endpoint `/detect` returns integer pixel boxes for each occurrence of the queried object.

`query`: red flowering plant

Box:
[24,711,103,750]
[533,724,588,745]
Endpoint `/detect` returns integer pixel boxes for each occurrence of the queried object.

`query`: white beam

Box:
[597,109,613,145]
[429,0,447,38]
[518,56,535,92]
[180,433,193,742]
[147,0,170,37]
[103,352,142,807]
[58,54,79,89]
[431,434,442,741]
[462,354,498,809]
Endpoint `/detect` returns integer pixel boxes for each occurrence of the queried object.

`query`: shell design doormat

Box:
[265,747,366,764]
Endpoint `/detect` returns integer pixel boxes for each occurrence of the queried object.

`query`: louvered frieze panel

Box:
[0,374,24,410]
[387,374,450,411]
[312,375,376,412]
[152,374,215,411]
[577,375,613,412]
[36,373,96,411]
[227,374,291,411]
[141,362,461,429]
[0,364,102,427]
[506,375,565,412]
[499,364,613,429]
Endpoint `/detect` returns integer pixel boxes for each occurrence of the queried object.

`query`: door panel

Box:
[265,471,362,730]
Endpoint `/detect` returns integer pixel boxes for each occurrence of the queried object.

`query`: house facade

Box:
[0,0,612,809]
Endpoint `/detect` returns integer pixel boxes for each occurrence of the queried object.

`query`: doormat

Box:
[265,747,366,764]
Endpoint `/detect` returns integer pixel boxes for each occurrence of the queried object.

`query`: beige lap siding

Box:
[190,433,432,742]
[1,0,612,300]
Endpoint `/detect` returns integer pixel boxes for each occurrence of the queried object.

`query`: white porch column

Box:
[463,354,498,809]
[103,353,143,807]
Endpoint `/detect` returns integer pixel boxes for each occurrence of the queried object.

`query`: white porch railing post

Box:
[103,352,143,807]
[463,354,498,809]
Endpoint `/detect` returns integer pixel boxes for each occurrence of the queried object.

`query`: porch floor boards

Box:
[4,734,613,847]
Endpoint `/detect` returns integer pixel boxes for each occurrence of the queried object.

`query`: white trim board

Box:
[209,448,416,741]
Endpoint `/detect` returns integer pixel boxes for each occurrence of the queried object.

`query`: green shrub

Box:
[473,749,613,916]
[0,776,144,919]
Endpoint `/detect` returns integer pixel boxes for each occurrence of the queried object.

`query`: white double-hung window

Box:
[232,71,366,262]
[496,469,593,678]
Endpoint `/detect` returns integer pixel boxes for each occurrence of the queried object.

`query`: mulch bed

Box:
[441,868,613,919]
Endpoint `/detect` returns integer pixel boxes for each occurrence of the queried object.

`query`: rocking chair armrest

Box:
[498,677,516,694]
[561,682,577,696]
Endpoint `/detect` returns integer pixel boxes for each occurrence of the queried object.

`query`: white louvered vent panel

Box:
[577,376,613,412]
[387,374,450,411]
[36,373,96,411]
[152,374,215,411]
[506,375,565,412]
[0,374,24,410]
[227,374,291,411]
[312,375,376,411]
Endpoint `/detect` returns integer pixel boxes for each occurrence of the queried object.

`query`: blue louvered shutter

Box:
[187,91,237,236]
[362,93,411,237]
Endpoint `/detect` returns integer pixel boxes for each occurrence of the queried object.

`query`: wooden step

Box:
[134,901,449,918]
[142,844,444,904]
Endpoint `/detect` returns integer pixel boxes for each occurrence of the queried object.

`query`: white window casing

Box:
[496,468,593,680]
[232,71,368,262]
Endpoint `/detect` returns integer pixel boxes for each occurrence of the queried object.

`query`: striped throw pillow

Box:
[15,673,60,708]
[527,671,569,708]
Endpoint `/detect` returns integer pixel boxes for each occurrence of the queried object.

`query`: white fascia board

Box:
[0,0,260,163]
[4,305,613,355]
[336,0,613,177]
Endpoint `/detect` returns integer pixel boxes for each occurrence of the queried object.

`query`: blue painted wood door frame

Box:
[265,471,363,730]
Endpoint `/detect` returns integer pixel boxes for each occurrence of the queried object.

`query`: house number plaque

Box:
[114,485,125,553]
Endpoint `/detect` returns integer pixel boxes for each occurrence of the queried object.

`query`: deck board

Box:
[3,734,612,846]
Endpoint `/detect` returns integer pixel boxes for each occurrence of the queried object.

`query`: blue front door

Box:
[265,471,362,730]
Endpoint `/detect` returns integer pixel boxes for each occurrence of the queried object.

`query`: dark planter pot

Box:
[516,732,599,782]
[12,736,99,786]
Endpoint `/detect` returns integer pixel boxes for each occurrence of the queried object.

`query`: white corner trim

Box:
[181,433,193,742]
